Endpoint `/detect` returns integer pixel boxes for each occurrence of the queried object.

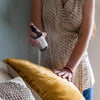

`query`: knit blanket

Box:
[0,77,35,100]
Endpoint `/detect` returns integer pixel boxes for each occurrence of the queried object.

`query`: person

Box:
[28,0,95,100]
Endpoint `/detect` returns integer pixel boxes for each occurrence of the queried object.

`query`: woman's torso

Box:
[39,0,95,92]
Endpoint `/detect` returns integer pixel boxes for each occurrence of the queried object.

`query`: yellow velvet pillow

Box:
[3,58,85,100]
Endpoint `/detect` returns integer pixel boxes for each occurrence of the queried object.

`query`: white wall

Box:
[88,2,100,99]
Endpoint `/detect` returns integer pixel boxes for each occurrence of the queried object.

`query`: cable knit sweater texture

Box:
[39,0,95,92]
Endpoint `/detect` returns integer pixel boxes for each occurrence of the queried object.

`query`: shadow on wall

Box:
[0,0,38,63]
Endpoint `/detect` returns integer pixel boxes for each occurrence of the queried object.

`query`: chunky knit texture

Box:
[0,82,34,100]
[40,0,95,92]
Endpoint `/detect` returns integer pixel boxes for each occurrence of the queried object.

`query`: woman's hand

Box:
[51,68,73,81]
[28,23,47,48]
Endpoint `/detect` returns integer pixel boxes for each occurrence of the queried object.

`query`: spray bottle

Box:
[30,23,48,51]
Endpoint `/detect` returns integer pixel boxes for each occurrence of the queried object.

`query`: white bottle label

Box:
[36,36,48,49]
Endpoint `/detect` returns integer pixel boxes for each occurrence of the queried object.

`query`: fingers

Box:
[52,69,72,81]
[29,36,39,44]
[53,69,67,78]
[68,73,73,81]
[52,69,62,77]
[53,70,61,74]
[29,36,39,48]
[42,32,47,38]
[64,73,72,81]
[29,29,47,39]
[58,71,65,76]
[28,27,39,48]
[58,72,70,80]
[28,29,37,37]
[62,73,69,78]
[53,69,65,75]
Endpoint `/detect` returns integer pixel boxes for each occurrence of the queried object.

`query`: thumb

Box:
[42,32,47,38]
